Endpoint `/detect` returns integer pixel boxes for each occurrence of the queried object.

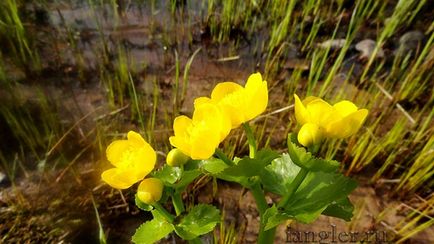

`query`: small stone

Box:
[317,39,347,49]
[0,171,9,187]
[395,31,425,56]
[355,39,384,59]
[283,59,310,70]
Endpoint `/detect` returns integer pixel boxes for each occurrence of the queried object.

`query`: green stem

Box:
[251,181,276,244]
[214,148,235,166]
[172,192,185,216]
[250,181,267,215]
[153,202,175,223]
[258,226,276,244]
[278,168,308,208]
[242,123,257,158]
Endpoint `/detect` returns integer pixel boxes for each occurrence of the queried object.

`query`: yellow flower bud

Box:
[101,131,156,189]
[297,123,323,147]
[137,178,164,204]
[294,94,368,144]
[166,148,190,167]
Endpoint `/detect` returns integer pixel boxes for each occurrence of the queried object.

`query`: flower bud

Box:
[297,123,323,147]
[137,178,163,204]
[166,148,190,167]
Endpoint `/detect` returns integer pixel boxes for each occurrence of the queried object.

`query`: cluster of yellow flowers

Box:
[169,72,268,159]
[100,72,368,205]
[101,73,268,204]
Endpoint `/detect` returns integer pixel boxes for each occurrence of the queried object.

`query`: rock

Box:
[0,171,9,187]
[317,39,347,49]
[355,39,384,59]
[395,30,425,56]
[283,59,310,70]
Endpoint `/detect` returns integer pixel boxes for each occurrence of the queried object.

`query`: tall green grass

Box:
[0,0,40,72]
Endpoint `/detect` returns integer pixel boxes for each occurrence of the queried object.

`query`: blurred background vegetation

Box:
[0,0,432,243]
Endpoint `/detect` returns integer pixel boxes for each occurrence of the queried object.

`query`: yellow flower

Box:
[166,148,190,167]
[137,178,164,204]
[294,94,368,147]
[169,103,231,160]
[194,72,268,128]
[101,131,156,189]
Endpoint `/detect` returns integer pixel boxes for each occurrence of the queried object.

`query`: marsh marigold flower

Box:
[137,178,164,204]
[169,103,231,160]
[294,94,368,147]
[194,72,268,128]
[101,131,156,189]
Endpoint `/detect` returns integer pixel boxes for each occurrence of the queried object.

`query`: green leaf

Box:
[322,197,354,221]
[262,205,291,231]
[132,215,174,244]
[287,134,340,172]
[135,194,153,211]
[174,204,220,240]
[281,171,357,223]
[222,149,279,177]
[184,160,201,171]
[175,169,201,190]
[256,149,281,165]
[201,158,228,174]
[212,149,278,187]
[152,165,182,185]
[261,154,301,195]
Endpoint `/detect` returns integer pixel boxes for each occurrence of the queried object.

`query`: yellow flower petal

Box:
[305,99,334,127]
[333,100,358,117]
[297,123,323,147]
[137,178,164,204]
[190,127,220,159]
[192,103,219,126]
[193,103,231,140]
[127,131,146,147]
[106,140,130,167]
[219,109,233,140]
[244,73,268,121]
[101,168,138,189]
[169,136,192,156]
[294,94,310,125]
[244,72,263,90]
[210,82,243,102]
[194,96,212,108]
[326,109,368,138]
[219,104,245,128]
[130,146,156,179]
[303,96,321,105]
[173,115,193,137]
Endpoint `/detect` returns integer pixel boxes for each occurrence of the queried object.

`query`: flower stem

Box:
[250,181,267,215]
[172,192,185,216]
[250,181,276,244]
[258,226,276,244]
[215,148,235,166]
[277,168,308,209]
[153,202,175,223]
[242,123,257,158]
